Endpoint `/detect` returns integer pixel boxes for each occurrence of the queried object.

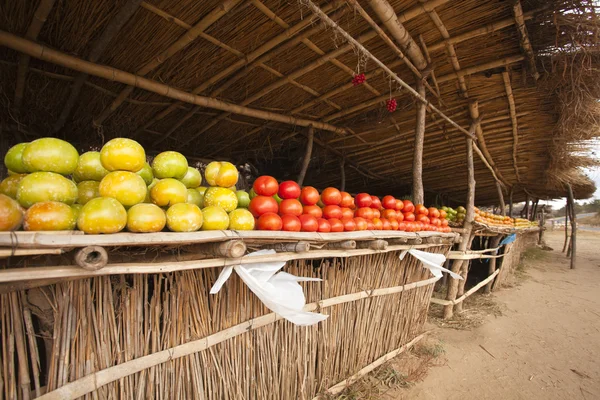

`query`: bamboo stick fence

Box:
[0,238,450,399]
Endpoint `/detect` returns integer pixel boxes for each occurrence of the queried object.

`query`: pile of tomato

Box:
[247,176,452,233]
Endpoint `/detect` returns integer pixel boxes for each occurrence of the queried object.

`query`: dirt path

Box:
[392,230,600,400]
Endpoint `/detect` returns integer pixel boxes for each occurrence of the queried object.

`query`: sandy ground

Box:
[390,230,600,400]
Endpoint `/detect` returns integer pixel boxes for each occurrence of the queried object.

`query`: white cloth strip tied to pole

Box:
[210,249,328,326]
[400,249,462,280]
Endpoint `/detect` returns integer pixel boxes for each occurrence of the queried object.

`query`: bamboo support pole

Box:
[502,71,522,182]
[184,240,247,258]
[53,0,143,133]
[484,235,502,293]
[444,121,478,319]
[297,125,314,186]
[13,0,56,110]
[356,240,388,250]
[413,80,426,204]
[92,0,244,127]
[512,0,540,81]
[262,241,311,253]
[299,0,475,140]
[0,31,346,134]
[566,184,576,269]
[327,240,357,250]
[38,276,440,400]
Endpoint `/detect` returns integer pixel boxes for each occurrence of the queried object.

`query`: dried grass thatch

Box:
[0,0,599,204]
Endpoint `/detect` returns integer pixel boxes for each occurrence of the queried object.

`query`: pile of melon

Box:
[0,138,254,233]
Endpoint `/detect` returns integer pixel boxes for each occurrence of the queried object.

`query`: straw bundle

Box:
[0,247,448,399]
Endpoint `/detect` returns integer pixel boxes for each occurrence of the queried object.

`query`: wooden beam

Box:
[413,80,426,204]
[300,0,475,139]
[368,0,428,70]
[496,182,506,215]
[444,120,479,319]
[13,0,56,110]
[0,30,346,134]
[53,0,143,133]
[92,0,244,127]
[502,70,522,181]
[297,126,314,186]
[512,0,540,81]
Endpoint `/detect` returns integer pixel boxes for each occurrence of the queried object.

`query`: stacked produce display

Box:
[441,206,465,226]
[1,137,453,234]
[474,208,538,229]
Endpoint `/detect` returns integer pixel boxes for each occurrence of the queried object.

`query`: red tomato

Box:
[279,199,303,217]
[339,191,354,208]
[440,209,447,219]
[398,221,407,231]
[355,193,372,208]
[372,218,383,230]
[341,217,356,231]
[328,218,344,232]
[415,204,428,215]
[428,207,441,218]
[390,220,399,230]
[417,214,430,224]
[281,214,301,231]
[381,218,392,230]
[441,219,449,227]
[355,207,374,220]
[257,212,282,231]
[341,207,354,220]
[317,218,331,232]
[354,217,368,231]
[300,186,320,205]
[278,181,301,199]
[396,199,404,212]
[323,205,342,219]
[382,195,396,210]
[366,221,375,230]
[370,196,382,209]
[402,200,415,213]
[298,214,318,232]
[372,209,381,219]
[430,217,442,227]
[321,187,342,206]
[396,212,404,222]
[253,176,279,196]
[249,196,279,217]
[381,209,397,221]
[403,212,415,222]
[303,205,322,219]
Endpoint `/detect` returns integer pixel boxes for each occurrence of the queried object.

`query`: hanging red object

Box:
[386,98,397,112]
[352,73,366,86]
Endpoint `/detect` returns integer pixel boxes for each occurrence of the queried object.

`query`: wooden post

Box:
[455,233,475,313]
[297,125,314,186]
[538,205,545,244]
[340,159,346,192]
[566,184,576,269]
[496,182,506,216]
[444,119,478,319]
[412,80,426,204]
[484,235,502,293]
[531,198,539,222]
[524,193,530,219]
[508,187,514,217]
[562,196,570,253]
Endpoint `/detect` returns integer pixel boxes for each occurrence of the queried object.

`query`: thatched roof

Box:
[1,0,599,205]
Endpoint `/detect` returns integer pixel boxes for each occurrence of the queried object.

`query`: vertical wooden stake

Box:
[340,159,346,192]
[562,195,570,253]
[508,187,514,217]
[566,184,576,269]
[496,182,506,216]
[524,193,530,219]
[444,119,478,319]
[531,198,539,222]
[297,125,314,186]
[412,80,426,204]
[485,235,502,294]
[538,205,545,244]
